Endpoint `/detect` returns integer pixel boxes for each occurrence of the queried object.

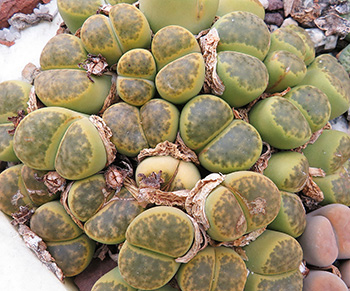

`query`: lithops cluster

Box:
[2,0,350,289]
[0,80,31,162]
[298,204,350,268]
[180,94,262,173]
[30,201,95,277]
[103,98,179,157]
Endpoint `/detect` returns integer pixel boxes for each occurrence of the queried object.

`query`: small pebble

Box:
[281,17,299,27]
[259,0,269,9]
[267,0,284,11]
[265,12,284,26]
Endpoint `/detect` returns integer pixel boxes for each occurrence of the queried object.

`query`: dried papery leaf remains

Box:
[250,142,273,174]
[199,27,225,95]
[97,4,113,15]
[11,205,35,226]
[89,115,116,166]
[104,163,133,193]
[7,110,26,135]
[185,173,225,230]
[138,134,199,165]
[43,171,67,194]
[79,54,109,82]
[22,62,41,84]
[98,73,118,115]
[301,173,324,202]
[17,224,65,282]
[175,215,208,263]
[8,11,54,31]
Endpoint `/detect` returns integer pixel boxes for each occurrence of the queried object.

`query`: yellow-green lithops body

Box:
[216,0,265,19]
[249,96,312,149]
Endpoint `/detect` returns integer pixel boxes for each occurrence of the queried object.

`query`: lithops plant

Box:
[263,151,309,193]
[0,164,59,216]
[280,25,315,65]
[118,206,195,290]
[81,3,152,66]
[139,0,219,34]
[180,94,262,173]
[102,99,179,157]
[84,187,144,244]
[34,69,112,114]
[13,107,111,180]
[216,0,265,19]
[264,50,307,93]
[215,51,269,107]
[302,129,350,174]
[299,54,350,119]
[249,96,312,150]
[299,204,350,270]
[212,11,270,61]
[152,25,205,104]
[39,34,88,70]
[338,43,350,74]
[30,201,95,277]
[116,48,156,106]
[267,191,306,238]
[303,270,348,291]
[243,229,304,291]
[202,171,280,242]
[0,80,31,162]
[283,85,331,133]
[135,156,201,191]
[268,27,306,61]
[177,246,247,291]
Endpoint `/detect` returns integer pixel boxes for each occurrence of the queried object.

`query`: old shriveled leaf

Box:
[315,13,350,37]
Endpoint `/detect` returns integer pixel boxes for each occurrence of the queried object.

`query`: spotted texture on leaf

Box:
[180,95,233,151]
[126,206,194,258]
[117,77,155,106]
[118,241,180,290]
[46,234,95,277]
[0,123,18,162]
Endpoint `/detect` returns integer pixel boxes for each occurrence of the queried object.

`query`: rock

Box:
[0,0,45,29]
[265,12,284,26]
[267,0,284,11]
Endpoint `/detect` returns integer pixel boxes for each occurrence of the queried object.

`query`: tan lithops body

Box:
[57,0,104,33]
[117,49,156,106]
[84,187,144,244]
[34,69,112,114]
[139,0,219,34]
[40,34,88,70]
[212,11,271,60]
[249,96,312,150]
[303,270,348,291]
[223,171,281,233]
